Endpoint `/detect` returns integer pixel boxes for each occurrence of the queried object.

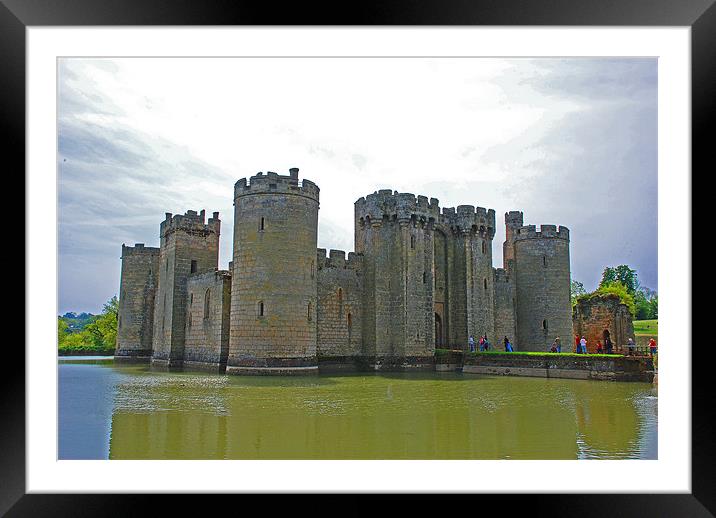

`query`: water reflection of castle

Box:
[108,375,653,460]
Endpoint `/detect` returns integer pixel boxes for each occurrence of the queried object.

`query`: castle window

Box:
[259,217,265,231]
[347,312,352,330]
[338,288,343,317]
[190,293,193,305]
[543,256,547,267]
[166,259,169,272]
[410,235,415,249]
[188,313,192,327]
[543,319,548,330]
[258,301,265,317]
[311,260,315,279]
[423,272,426,284]
[484,278,487,290]
[204,289,211,319]
[308,302,312,321]
[190,260,197,273]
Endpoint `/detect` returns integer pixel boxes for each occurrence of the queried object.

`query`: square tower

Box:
[151,209,220,370]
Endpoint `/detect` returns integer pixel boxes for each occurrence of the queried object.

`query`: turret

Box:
[151,209,221,370]
[227,168,320,375]
[512,222,572,351]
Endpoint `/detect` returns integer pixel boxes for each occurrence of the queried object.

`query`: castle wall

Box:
[493,268,516,348]
[355,190,438,368]
[151,210,220,370]
[115,243,160,361]
[573,294,635,352]
[183,270,232,371]
[227,169,319,374]
[513,225,572,352]
[316,249,363,360]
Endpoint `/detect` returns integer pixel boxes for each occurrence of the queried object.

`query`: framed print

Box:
[5,0,711,514]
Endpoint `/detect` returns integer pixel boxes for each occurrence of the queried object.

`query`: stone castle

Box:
[115,168,573,374]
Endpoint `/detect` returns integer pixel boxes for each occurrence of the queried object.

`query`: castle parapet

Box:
[234,168,320,202]
[160,209,221,238]
[494,267,510,283]
[317,248,363,270]
[440,205,496,237]
[355,190,441,225]
[513,224,570,242]
[121,243,160,257]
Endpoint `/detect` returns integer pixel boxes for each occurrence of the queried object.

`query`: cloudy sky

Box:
[58,57,657,314]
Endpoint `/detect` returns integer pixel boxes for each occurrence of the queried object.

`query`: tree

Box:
[84,296,118,349]
[570,280,586,307]
[594,281,636,317]
[600,265,640,295]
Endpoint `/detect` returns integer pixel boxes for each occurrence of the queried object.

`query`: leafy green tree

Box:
[600,265,640,296]
[84,296,118,349]
[594,281,636,317]
[570,280,586,307]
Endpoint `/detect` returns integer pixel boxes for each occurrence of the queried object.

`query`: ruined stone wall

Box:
[151,210,221,369]
[513,224,572,352]
[573,294,635,352]
[115,243,160,361]
[493,267,516,348]
[183,270,232,371]
[227,169,319,374]
[316,249,363,358]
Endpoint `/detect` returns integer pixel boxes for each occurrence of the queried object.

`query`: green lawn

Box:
[634,319,658,336]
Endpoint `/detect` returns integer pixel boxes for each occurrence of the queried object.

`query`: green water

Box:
[58,358,657,460]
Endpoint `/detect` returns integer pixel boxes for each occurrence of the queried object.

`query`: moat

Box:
[59,357,657,460]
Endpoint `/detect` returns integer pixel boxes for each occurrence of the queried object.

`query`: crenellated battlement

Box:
[355,190,441,225]
[121,243,160,257]
[317,248,363,270]
[513,224,570,242]
[160,209,221,238]
[440,205,496,237]
[234,168,320,202]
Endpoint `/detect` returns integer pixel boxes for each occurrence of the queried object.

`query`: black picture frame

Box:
[4,0,708,514]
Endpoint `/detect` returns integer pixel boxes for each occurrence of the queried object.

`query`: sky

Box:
[58,57,657,315]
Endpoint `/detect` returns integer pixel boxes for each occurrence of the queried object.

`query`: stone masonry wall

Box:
[513,225,572,352]
[152,210,220,368]
[493,267,516,348]
[316,249,363,358]
[184,270,232,370]
[227,169,319,373]
[115,243,160,360]
[573,294,635,352]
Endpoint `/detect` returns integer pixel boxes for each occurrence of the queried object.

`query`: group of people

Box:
[467,333,657,356]
[568,334,614,354]
[468,334,513,352]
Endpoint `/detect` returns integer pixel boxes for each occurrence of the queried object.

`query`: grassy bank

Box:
[634,319,658,336]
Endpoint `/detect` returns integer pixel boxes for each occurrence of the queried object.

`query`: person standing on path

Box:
[649,338,657,356]
[579,336,587,354]
[605,336,614,354]
[627,337,636,355]
[469,335,476,353]
[478,335,485,352]
[555,336,561,353]
[575,334,580,353]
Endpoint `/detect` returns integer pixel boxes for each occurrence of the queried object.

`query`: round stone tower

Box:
[227,168,320,375]
[512,224,572,351]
